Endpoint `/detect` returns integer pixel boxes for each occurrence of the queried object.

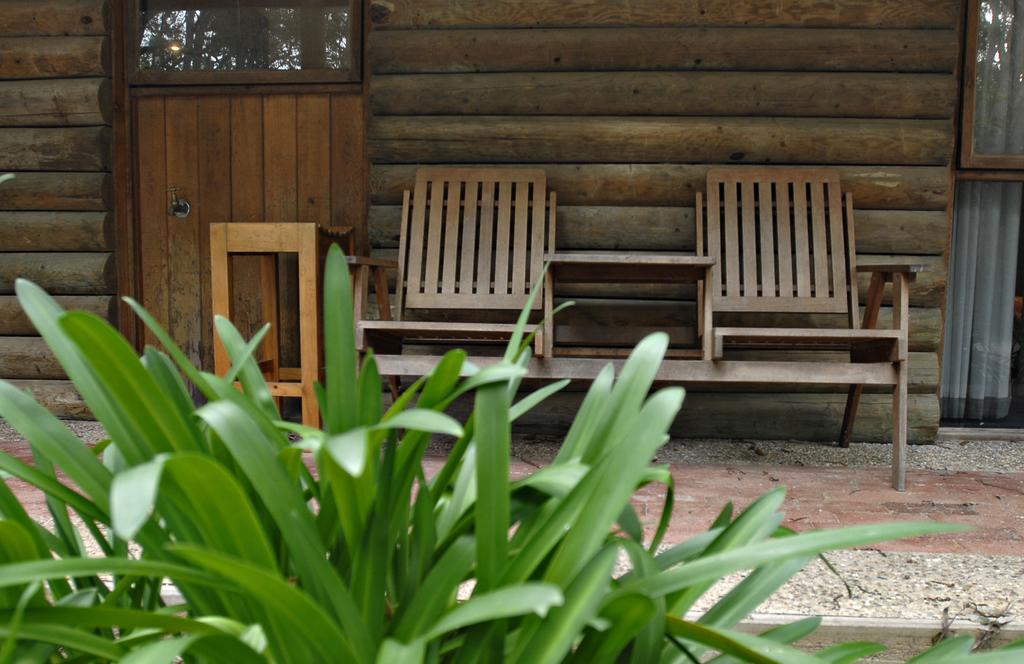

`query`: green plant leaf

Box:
[0,623,123,660]
[112,453,278,572]
[907,634,976,662]
[814,641,887,664]
[379,409,465,438]
[323,244,359,434]
[119,633,264,664]
[511,544,618,664]
[196,400,371,660]
[668,488,787,616]
[424,583,564,641]
[0,580,42,663]
[171,546,358,663]
[503,264,549,362]
[110,454,169,540]
[0,380,112,511]
[358,350,384,427]
[666,617,819,664]
[510,379,570,422]
[377,638,425,663]
[570,592,657,663]
[214,316,277,421]
[325,429,369,477]
[60,311,200,459]
[393,537,475,641]
[473,379,511,592]
[556,364,614,464]
[122,296,216,397]
[623,521,969,600]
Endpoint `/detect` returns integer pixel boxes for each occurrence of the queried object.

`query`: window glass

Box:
[972,0,1024,156]
[137,1,352,74]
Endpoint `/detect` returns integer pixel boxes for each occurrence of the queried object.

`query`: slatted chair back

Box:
[696,167,860,326]
[395,167,556,317]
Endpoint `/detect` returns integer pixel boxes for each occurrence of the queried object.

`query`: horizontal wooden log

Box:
[0,294,113,334]
[370,27,958,74]
[0,78,111,126]
[0,252,115,294]
[0,211,111,251]
[8,379,89,418]
[0,127,111,171]
[0,172,111,211]
[0,337,61,378]
[0,1,108,37]
[372,27,954,74]
[369,117,953,165]
[370,164,950,210]
[0,36,109,78]
[369,205,948,254]
[500,391,939,443]
[371,72,956,119]
[370,0,959,29]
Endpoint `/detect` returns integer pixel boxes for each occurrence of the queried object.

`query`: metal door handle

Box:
[169,187,192,219]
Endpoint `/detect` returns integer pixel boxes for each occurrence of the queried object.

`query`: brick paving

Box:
[3,435,1022,556]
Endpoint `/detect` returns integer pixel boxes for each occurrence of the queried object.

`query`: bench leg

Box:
[892,360,908,491]
[838,385,862,448]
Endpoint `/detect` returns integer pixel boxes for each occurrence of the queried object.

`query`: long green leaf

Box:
[196,400,371,661]
[170,546,355,663]
[214,316,277,421]
[424,583,563,641]
[111,453,278,571]
[473,379,511,592]
[60,311,200,458]
[119,634,264,664]
[815,641,887,664]
[323,244,358,434]
[0,624,123,660]
[665,617,819,664]
[0,381,112,510]
[393,537,475,641]
[622,521,968,600]
[511,544,618,664]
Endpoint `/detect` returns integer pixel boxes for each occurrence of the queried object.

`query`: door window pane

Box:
[972,0,1024,156]
[137,1,352,74]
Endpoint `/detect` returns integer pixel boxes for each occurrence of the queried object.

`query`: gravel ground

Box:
[5,420,1023,626]
[693,551,1022,625]
[508,435,1024,474]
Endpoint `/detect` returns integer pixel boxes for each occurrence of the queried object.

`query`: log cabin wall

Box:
[365,0,961,442]
[0,0,113,417]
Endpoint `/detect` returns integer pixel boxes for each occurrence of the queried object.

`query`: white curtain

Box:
[941,181,1023,420]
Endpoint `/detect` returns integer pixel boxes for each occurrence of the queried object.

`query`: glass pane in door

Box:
[137,1,352,73]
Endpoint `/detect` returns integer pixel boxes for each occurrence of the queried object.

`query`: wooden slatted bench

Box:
[357,167,556,358]
[366,167,922,491]
[695,167,924,490]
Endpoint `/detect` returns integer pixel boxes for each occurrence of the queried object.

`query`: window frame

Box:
[961,0,1024,170]
[128,0,362,86]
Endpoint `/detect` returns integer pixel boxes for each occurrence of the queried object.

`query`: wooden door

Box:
[134,92,366,371]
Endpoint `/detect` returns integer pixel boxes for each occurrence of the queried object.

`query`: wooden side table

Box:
[543,253,717,360]
[210,222,394,427]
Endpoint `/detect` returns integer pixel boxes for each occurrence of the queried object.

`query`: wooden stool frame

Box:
[210,222,392,428]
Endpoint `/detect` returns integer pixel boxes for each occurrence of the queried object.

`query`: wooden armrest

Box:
[345,256,397,268]
[855,263,926,275]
